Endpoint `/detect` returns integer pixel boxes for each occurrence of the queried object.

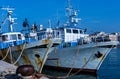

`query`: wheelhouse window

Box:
[2,35,8,41]
[10,34,17,40]
[18,34,22,39]
[79,30,83,34]
[73,29,78,34]
[66,29,71,33]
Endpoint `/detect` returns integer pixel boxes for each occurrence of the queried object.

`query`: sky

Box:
[0,0,120,33]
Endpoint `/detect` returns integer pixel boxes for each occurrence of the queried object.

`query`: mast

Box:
[66,0,72,24]
[1,7,16,32]
[48,19,51,29]
[65,0,81,26]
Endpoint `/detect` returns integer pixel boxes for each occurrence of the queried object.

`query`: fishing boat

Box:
[45,0,119,76]
[0,7,62,73]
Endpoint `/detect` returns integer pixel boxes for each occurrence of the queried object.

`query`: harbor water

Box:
[42,47,120,79]
[98,47,120,79]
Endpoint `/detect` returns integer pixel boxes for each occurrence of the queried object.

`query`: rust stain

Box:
[0,50,3,58]
[15,45,22,51]
[1,49,7,58]
[22,53,31,65]
[1,48,11,63]
[56,59,59,66]
[35,54,42,69]
[14,44,31,65]
[42,39,50,44]
[101,54,105,61]
[1,48,8,54]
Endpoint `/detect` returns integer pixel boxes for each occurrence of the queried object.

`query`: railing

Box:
[24,29,62,42]
[38,30,61,40]
[60,35,112,48]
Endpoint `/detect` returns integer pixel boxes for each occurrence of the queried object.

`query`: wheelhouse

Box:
[0,32,25,43]
[59,26,88,42]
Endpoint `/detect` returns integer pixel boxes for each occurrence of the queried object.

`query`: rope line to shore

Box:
[1,47,10,60]
[45,44,98,79]
[13,43,26,65]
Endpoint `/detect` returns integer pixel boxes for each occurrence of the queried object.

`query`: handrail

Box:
[25,30,62,41]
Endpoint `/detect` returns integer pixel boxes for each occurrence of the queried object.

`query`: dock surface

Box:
[0,60,49,79]
[0,60,17,76]
[0,60,17,73]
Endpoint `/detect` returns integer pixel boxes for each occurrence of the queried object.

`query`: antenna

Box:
[65,0,81,26]
[48,19,51,28]
[66,0,72,17]
[68,0,72,9]
[47,19,53,33]
[0,14,7,32]
[1,7,16,32]
[1,7,15,12]
[65,0,73,25]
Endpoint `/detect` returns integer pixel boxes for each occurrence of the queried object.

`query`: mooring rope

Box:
[45,50,96,79]
[63,47,97,79]
[65,44,80,77]
[54,39,115,79]
[96,45,114,69]
[9,46,13,63]
[39,40,53,73]
[2,47,10,60]
[62,42,99,79]
[48,43,116,79]
[45,43,98,79]
[13,43,26,65]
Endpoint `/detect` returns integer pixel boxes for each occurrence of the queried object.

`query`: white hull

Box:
[45,41,118,74]
[0,6,62,73]
[0,38,61,71]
